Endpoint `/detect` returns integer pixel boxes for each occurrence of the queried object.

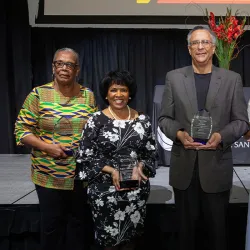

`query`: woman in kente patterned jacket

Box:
[15,48,97,250]
[76,70,158,250]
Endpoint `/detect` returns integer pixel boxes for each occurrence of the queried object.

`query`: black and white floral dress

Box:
[76,111,157,247]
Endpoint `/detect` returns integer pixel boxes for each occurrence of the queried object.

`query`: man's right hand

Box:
[43,144,68,159]
[244,130,250,142]
[176,130,203,149]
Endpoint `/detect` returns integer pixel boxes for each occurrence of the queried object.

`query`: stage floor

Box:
[0,154,250,205]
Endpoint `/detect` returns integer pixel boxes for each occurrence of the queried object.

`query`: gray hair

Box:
[53,48,80,65]
[187,26,217,46]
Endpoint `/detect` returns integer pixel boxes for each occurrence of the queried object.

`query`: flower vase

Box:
[218,59,231,70]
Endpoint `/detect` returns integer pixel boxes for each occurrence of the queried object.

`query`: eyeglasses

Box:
[53,61,78,70]
[189,40,213,48]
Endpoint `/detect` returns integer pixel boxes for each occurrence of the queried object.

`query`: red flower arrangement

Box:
[206,8,246,69]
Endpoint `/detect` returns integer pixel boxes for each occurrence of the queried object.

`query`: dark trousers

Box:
[174,162,230,250]
[36,181,92,250]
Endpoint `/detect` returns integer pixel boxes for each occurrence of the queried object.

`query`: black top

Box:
[194,73,211,111]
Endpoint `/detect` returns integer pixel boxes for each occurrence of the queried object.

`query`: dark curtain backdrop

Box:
[2,1,250,153]
[1,0,31,153]
[31,28,192,113]
[30,27,250,115]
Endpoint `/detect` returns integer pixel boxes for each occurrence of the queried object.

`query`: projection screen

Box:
[44,0,250,16]
[34,0,250,25]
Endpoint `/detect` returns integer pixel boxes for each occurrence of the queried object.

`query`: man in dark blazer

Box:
[158,25,249,250]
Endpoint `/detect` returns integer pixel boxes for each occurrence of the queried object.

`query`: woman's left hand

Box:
[132,162,148,184]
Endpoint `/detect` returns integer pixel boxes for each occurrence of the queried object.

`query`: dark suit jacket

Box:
[158,65,249,193]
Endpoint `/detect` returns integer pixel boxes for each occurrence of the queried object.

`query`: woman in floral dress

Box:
[76,70,157,250]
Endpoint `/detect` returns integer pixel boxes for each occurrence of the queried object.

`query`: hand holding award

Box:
[191,109,213,145]
[118,157,139,189]
[52,116,76,163]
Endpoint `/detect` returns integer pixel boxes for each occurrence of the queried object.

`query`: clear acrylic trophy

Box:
[118,157,139,189]
[191,109,212,145]
[52,116,75,162]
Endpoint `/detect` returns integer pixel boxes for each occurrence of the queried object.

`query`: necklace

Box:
[108,105,131,120]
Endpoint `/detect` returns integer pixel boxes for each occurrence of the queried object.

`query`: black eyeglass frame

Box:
[53,60,79,70]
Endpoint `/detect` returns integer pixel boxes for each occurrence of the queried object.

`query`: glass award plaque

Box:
[118,157,139,189]
[191,109,212,145]
[52,116,75,162]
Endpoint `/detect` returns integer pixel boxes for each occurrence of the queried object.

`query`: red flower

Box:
[233,19,238,26]
[208,9,245,43]
[206,8,247,69]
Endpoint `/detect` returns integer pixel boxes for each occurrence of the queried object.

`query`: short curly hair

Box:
[99,70,137,105]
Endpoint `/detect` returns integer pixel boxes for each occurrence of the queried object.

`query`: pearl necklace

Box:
[108,105,131,120]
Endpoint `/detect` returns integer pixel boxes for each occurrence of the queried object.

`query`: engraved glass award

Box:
[52,116,75,162]
[118,157,139,189]
[191,109,212,145]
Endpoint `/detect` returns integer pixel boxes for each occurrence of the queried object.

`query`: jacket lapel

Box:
[183,66,198,116]
[205,66,222,111]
